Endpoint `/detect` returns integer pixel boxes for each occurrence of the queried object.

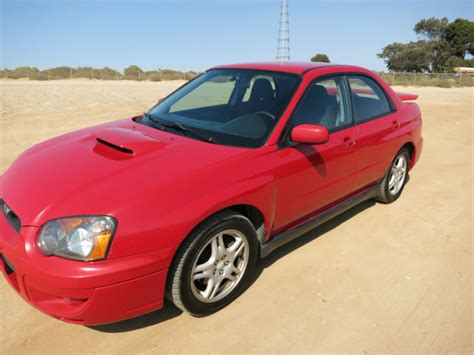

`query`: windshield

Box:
[140,69,300,148]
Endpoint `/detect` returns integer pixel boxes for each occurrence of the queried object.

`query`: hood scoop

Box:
[92,126,166,159]
[96,137,134,154]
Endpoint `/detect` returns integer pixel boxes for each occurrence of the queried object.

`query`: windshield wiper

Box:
[143,112,159,123]
[143,113,215,144]
[161,122,215,144]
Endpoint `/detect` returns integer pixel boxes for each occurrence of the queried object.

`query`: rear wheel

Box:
[376,147,410,203]
[167,211,258,316]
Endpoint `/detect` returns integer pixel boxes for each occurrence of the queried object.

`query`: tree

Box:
[414,17,449,41]
[378,17,474,72]
[310,54,330,63]
[378,41,432,72]
[445,18,474,58]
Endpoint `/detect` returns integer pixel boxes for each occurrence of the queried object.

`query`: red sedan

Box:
[0,62,423,325]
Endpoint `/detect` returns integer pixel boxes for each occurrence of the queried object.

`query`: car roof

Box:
[211,62,357,75]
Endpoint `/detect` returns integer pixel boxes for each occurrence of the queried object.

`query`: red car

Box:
[0,62,422,325]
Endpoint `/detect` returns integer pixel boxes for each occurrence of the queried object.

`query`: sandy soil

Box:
[0,80,472,354]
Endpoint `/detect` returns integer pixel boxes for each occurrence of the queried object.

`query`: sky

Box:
[1,0,473,72]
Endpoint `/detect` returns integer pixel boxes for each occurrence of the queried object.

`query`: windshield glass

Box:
[140,69,300,148]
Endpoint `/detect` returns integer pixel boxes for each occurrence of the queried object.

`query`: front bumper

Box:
[0,214,177,325]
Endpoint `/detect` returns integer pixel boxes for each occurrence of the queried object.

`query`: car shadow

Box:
[89,199,376,333]
[294,144,328,176]
[88,299,183,333]
[258,199,375,269]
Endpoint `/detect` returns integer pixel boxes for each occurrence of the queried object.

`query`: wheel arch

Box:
[188,204,267,245]
[225,204,266,243]
[401,141,416,169]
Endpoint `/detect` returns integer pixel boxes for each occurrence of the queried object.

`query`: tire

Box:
[167,210,259,316]
[376,147,410,204]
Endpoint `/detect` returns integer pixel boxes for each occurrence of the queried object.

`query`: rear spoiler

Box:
[396,92,418,101]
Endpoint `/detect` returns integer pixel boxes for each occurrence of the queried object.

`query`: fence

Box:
[0,66,198,82]
[377,72,473,87]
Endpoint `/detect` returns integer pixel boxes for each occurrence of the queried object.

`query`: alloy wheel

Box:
[190,229,249,303]
[388,155,407,196]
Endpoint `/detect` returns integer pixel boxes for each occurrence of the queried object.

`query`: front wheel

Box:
[167,211,258,316]
[376,147,410,204]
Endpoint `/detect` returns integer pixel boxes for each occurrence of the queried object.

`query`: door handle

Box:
[392,120,401,129]
[342,136,356,148]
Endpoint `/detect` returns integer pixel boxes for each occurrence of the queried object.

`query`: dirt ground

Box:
[0,80,472,354]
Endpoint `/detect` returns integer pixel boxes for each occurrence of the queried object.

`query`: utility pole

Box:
[276,0,290,63]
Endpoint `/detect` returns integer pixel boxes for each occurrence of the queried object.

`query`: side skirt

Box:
[260,184,379,258]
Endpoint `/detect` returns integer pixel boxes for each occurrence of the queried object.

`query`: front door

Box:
[273,75,359,233]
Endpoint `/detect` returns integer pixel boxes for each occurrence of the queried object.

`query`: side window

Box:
[292,76,351,131]
[348,76,391,122]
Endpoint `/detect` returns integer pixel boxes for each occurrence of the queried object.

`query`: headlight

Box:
[38,216,117,261]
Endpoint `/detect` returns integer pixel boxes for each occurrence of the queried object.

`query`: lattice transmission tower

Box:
[276,0,290,62]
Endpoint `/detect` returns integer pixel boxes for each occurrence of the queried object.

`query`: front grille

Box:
[0,198,21,233]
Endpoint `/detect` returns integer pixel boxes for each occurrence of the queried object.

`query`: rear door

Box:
[273,75,359,232]
[347,75,402,190]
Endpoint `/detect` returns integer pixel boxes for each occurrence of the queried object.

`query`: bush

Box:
[30,71,49,80]
[2,66,39,79]
[161,69,185,80]
[124,65,144,80]
[47,66,74,79]
[145,71,162,82]
[185,71,198,80]
[96,67,121,80]
[73,67,94,79]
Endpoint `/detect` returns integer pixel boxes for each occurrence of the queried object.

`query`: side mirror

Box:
[291,124,329,145]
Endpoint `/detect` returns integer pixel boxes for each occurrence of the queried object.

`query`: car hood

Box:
[0,118,249,226]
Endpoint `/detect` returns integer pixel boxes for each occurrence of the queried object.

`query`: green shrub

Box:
[145,71,162,81]
[2,67,39,79]
[185,71,198,80]
[47,66,74,79]
[73,67,94,79]
[96,67,121,80]
[124,65,144,80]
[161,69,185,80]
[30,71,49,80]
